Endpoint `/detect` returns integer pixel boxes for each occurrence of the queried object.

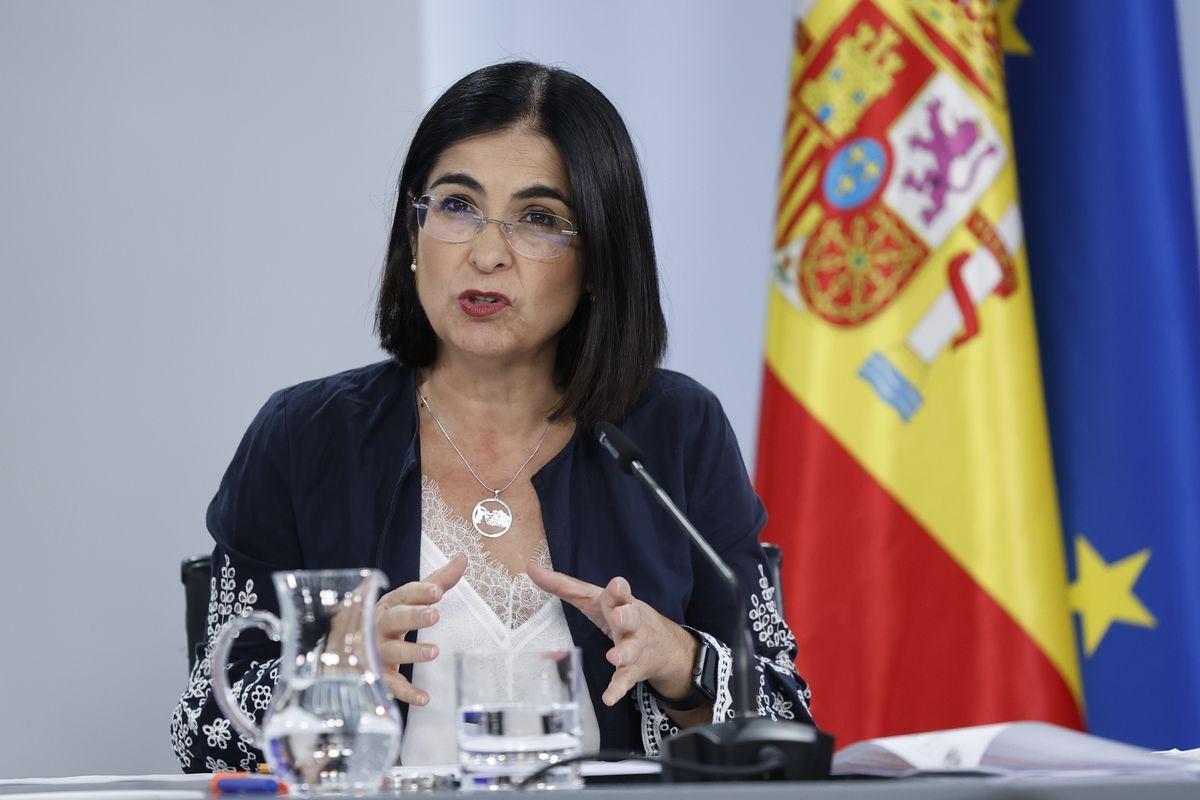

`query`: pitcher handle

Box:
[210,610,281,747]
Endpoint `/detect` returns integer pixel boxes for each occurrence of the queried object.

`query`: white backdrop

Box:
[1,0,1197,779]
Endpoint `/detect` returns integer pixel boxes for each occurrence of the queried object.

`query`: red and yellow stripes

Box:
[757,367,1082,745]
[775,21,828,250]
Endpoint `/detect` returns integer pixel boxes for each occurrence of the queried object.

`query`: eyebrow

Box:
[428,173,572,207]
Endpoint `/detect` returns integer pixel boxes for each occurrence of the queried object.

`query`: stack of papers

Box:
[833,721,1200,779]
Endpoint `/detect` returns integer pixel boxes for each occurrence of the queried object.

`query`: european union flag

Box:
[1006,1,1200,748]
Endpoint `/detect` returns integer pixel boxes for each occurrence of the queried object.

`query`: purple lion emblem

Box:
[901,98,999,225]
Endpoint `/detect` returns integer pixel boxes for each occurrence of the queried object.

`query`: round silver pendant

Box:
[472,497,512,538]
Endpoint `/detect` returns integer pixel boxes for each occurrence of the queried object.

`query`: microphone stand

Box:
[596,424,833,782]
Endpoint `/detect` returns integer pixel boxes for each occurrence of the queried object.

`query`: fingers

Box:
[377,603,440,638]
[427,552,468,593]
[376,553,467,613]
[602,665,640,707]
[605,637,643,669]
[528,565,643,643]
[374,555,465,640]
[383,670,429,707]
[611,602,641,634]
[527,561,613,635]
[377,580,444,613]
[600,576,638,633]
[378,638,440,668]
[372,557,465,712]
[592,577,650,706]
[526,561,602,604]
[607,575,633,604]
[379,639,440,708]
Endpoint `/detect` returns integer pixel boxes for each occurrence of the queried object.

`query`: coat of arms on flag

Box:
[774,0,1022,421]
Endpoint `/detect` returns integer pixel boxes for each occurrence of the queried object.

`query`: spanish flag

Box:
[756,0,1082,746]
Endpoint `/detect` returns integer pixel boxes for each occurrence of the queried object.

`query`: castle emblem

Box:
[801,21,905,139]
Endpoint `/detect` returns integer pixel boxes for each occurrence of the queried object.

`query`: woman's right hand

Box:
[374,552,468,706]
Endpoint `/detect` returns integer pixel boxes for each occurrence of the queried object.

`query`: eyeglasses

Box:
[412,194,579,262]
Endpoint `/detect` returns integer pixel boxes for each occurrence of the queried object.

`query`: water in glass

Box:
[456,650,584,789]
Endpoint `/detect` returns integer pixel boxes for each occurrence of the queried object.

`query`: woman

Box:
[172,61,812,772]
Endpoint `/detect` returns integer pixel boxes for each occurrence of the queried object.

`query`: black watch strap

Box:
[646,628,718,711]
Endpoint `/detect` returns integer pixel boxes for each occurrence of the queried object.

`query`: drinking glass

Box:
[455,648,585,790]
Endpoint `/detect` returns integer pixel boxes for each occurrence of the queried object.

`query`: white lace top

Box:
[398,476,602,765]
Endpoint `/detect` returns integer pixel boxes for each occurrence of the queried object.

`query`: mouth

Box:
[457,290,511,318]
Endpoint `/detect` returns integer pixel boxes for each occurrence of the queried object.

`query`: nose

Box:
[468,218,513,273]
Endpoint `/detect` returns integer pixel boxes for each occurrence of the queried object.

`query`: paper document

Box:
[834,721,1200,778]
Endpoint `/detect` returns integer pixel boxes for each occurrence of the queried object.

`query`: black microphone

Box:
[593,422,832,782]
[596,422,756,717]
[595,423,645,475]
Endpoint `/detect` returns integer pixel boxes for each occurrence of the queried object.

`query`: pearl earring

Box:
[410,261,417,273]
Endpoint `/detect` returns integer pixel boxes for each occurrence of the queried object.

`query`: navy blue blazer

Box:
[172,360,813,773]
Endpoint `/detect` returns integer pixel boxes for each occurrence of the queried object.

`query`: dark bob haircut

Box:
[376,61,666,426]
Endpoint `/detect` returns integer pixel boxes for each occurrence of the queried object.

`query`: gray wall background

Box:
[3,0,1199,780]
[0,0,792,777]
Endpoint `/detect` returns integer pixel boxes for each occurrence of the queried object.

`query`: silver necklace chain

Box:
[417,389,551,498]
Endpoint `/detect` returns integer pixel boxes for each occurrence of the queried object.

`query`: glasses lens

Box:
[509,211,577,261]
[419,195,480,243]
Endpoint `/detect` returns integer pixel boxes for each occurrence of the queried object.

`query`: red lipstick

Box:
[457,290,511,318]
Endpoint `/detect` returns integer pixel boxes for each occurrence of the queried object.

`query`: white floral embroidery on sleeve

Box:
[633,562,812,753]
[171,554,279,772]
[750,563,810,717]
[203,717,232,749]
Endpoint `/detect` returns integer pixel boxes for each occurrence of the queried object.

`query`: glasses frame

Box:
[412,194,580,262]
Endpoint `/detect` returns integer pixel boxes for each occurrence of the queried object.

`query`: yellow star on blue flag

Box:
[1068,535,1156,658]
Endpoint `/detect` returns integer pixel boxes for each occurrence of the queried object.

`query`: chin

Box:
[447,327,520,359]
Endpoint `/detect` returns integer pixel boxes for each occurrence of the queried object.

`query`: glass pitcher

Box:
[211,568,401,795]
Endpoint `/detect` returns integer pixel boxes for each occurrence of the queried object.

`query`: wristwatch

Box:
[646,628,718,711]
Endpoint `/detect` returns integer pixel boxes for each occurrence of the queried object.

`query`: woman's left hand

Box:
[526,561,697,707]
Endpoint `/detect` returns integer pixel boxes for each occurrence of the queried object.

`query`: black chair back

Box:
[180,554,211,671]
[761,542,786,616]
